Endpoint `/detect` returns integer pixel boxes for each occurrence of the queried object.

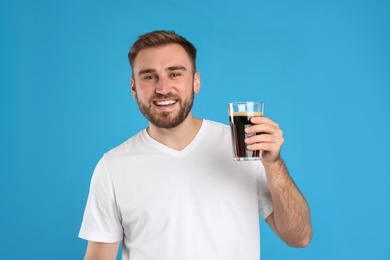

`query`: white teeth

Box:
[156,100,176,106]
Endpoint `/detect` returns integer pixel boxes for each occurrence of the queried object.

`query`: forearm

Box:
[84,241,120,260]
[264,159,312,247]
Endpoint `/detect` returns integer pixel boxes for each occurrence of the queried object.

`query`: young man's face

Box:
[131,44,200,129]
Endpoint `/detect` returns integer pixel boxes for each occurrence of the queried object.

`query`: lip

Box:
[153,99,177,106]
[152,99,178,111]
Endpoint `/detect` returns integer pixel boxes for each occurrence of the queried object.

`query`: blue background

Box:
[1,0,389,259]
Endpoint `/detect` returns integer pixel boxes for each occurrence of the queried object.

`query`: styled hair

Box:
[128,30,197,73]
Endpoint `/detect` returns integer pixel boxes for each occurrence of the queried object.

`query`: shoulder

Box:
[103,129,146,159]
[198,119,232,146]
[203,119,230,132]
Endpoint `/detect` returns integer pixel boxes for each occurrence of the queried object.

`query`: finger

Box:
[250,116,279,127]
[245,133,284,145]
[246,142,282,153]
[245,124,282,136]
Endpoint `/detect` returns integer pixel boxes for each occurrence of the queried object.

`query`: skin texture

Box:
[245,116,312,247]
[131,44,202,151]
[84,241,120,260]
[84,43,312,259]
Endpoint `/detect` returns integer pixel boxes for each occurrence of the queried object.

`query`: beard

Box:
[136,89,195,129]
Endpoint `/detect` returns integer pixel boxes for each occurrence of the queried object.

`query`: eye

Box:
[170,72,181,78]
[143,74,157,80]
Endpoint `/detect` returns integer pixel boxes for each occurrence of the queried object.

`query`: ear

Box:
[130,78,137,99]
[193,71,201,94]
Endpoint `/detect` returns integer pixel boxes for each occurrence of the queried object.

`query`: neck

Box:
[147,114,203,151]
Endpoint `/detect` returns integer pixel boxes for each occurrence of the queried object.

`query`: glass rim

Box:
[228,101,264,105]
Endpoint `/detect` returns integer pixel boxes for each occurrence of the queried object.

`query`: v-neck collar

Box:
[140,119,207,158]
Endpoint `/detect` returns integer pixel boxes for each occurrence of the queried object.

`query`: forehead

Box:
[132,44,192,71]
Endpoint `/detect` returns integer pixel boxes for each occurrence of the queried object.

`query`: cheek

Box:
[134,85,153,101]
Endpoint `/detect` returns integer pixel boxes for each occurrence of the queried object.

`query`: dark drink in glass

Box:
[228,102,264,161]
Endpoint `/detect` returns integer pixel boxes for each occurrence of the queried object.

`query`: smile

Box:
[154,100,177,106]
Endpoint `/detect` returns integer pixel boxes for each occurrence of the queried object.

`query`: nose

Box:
[155,76,172,95]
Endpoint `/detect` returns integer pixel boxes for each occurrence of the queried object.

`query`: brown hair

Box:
[128,30,197,73]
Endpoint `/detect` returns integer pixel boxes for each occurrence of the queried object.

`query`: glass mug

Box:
[228,101,264,161]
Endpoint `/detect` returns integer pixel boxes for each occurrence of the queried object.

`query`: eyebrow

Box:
[137,66,187,76]
[138,68,155,76]
[167,66,187,72]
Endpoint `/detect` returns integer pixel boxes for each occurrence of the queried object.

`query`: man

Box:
[79,30,312,259]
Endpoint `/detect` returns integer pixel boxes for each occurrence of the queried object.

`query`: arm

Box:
[245,117,313,247]
[263,159,312,247]
[84,241,120,260]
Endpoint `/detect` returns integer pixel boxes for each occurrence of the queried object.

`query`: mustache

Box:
[151,93,180,100]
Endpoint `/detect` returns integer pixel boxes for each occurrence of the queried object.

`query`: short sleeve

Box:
[79,156,123,242]
[257,163,274,219]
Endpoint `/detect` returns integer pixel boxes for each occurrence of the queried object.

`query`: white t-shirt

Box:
[79,120,273,260]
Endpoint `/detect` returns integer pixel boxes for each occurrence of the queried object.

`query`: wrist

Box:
[262,157,284,169]
[262,158,290,181]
